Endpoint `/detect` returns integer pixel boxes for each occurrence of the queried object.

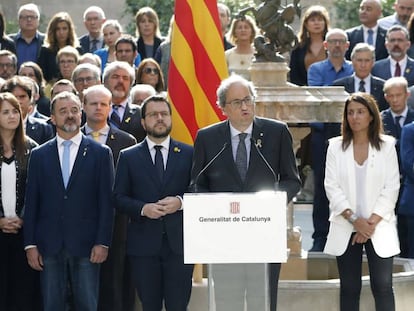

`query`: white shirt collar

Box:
[56,131,83,147]
[229,122,253,138]
[146,135,171,151]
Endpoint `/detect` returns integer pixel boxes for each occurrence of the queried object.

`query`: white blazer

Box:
[324,135,400,258]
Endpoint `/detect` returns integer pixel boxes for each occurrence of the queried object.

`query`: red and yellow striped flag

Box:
[168,0,228,145]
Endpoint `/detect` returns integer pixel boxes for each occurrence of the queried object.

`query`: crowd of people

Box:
[0,0,414,310]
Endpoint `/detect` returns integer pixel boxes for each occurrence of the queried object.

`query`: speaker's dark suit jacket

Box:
[26,116,54,145]
[112,101,146,143]
[191,117,301,201]
[79,34,104,54]
[345,25,388,60]
[24,135,115,258]
[372,56,414,86]
[333,74,388,111]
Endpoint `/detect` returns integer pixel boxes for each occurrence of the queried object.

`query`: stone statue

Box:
[238,0,301,62]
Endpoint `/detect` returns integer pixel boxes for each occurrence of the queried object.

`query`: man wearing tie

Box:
[79,6,106,54]
[381,76,414,258]
[103,61,146,142]
[334,43,388,111]
[24,91,114,311]
[190,75,301,310]
[345,0,388,61]
[113,95,194,311]
[372,25,414,86]
[81,85,138,311]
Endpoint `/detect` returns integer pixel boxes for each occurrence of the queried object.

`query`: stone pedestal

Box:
[249,61,348,257]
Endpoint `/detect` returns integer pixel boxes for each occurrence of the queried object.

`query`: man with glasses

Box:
[71,63,101,102]
[379,0,414,29]
[0,50,17,79]
[372,25,414,85]
[190,74,301,311]
[307,28,353,252]
[10,3,44,69]
[79,6,106,54]
[113,95,194,311]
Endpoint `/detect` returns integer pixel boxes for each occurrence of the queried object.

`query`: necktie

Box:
[395,62,401,77]
[235,133,248,181]
[154,145,164,180]
[62,140,72,188]
[395,115,403,138]
[367,29,374,46]
[91,39,98,52]
[110,105,121,128]
[91,131,100,142]
[359,80,366,92]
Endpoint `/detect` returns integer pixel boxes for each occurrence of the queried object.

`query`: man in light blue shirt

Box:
[378,0,414,29]
[307,28,354,252]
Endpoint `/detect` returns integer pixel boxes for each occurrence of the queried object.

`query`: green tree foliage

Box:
[334,0,394,29]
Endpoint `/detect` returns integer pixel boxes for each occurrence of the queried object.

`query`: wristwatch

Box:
[344,209,357,224]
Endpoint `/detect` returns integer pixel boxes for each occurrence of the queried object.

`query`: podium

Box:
[184,192,287,311]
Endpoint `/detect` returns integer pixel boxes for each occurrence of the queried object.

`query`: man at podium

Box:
[191,74,301,310]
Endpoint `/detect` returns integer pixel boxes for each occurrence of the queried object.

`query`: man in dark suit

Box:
[9,3,45,69]
[190,75,301,311]
[24,91,114,311]
[381,76,414,258]
[81,85,137,311]
[79,6,106,54]
[334,43,388,111]
[113,95,194,311]
[1,76,54,144]
[103,61,146,142]
[345,0,388,61]
[372,25,414,86]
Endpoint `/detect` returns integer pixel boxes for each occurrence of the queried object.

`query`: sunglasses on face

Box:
[143,67,160,75]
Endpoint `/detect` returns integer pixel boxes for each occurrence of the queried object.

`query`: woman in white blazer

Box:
[324,92,400,311]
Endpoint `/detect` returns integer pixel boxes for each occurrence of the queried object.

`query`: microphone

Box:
[191,142,228,193]
[251,138,279,191]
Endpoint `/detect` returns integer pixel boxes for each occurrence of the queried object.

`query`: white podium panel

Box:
[183,191,287,264]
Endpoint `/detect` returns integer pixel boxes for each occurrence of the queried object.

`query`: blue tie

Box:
[110,105,121,128]
[395,115,403,138]
[62,140,72,188]
[367,29,374,46]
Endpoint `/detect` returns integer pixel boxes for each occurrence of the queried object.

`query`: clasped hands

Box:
[142,196,181,219]
[0,216,22,234]
[351,214,380,245]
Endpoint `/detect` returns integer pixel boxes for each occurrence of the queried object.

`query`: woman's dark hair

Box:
[341,92,383,151]
[136,58,165,92]
[0,92,28,163]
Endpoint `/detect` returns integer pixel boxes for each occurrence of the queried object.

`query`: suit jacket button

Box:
[64,195,68,199]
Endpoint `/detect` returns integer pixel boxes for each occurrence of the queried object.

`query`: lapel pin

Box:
[125,117,131,123]
[83,147,88,156]
[174,146,181,153]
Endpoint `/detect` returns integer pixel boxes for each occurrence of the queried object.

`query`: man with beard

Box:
[372,25,414,86]
[307,28,354,252]
[103,61,146,142]
[24,91,114,311]
[113,95,194,311]
[378,0,414,29]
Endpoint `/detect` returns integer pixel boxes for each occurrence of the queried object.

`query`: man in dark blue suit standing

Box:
[113,95,194,311]
[24,91,115,311]
[381,76,414,258]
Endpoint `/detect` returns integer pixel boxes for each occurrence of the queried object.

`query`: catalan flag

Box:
[168,0,228,144]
